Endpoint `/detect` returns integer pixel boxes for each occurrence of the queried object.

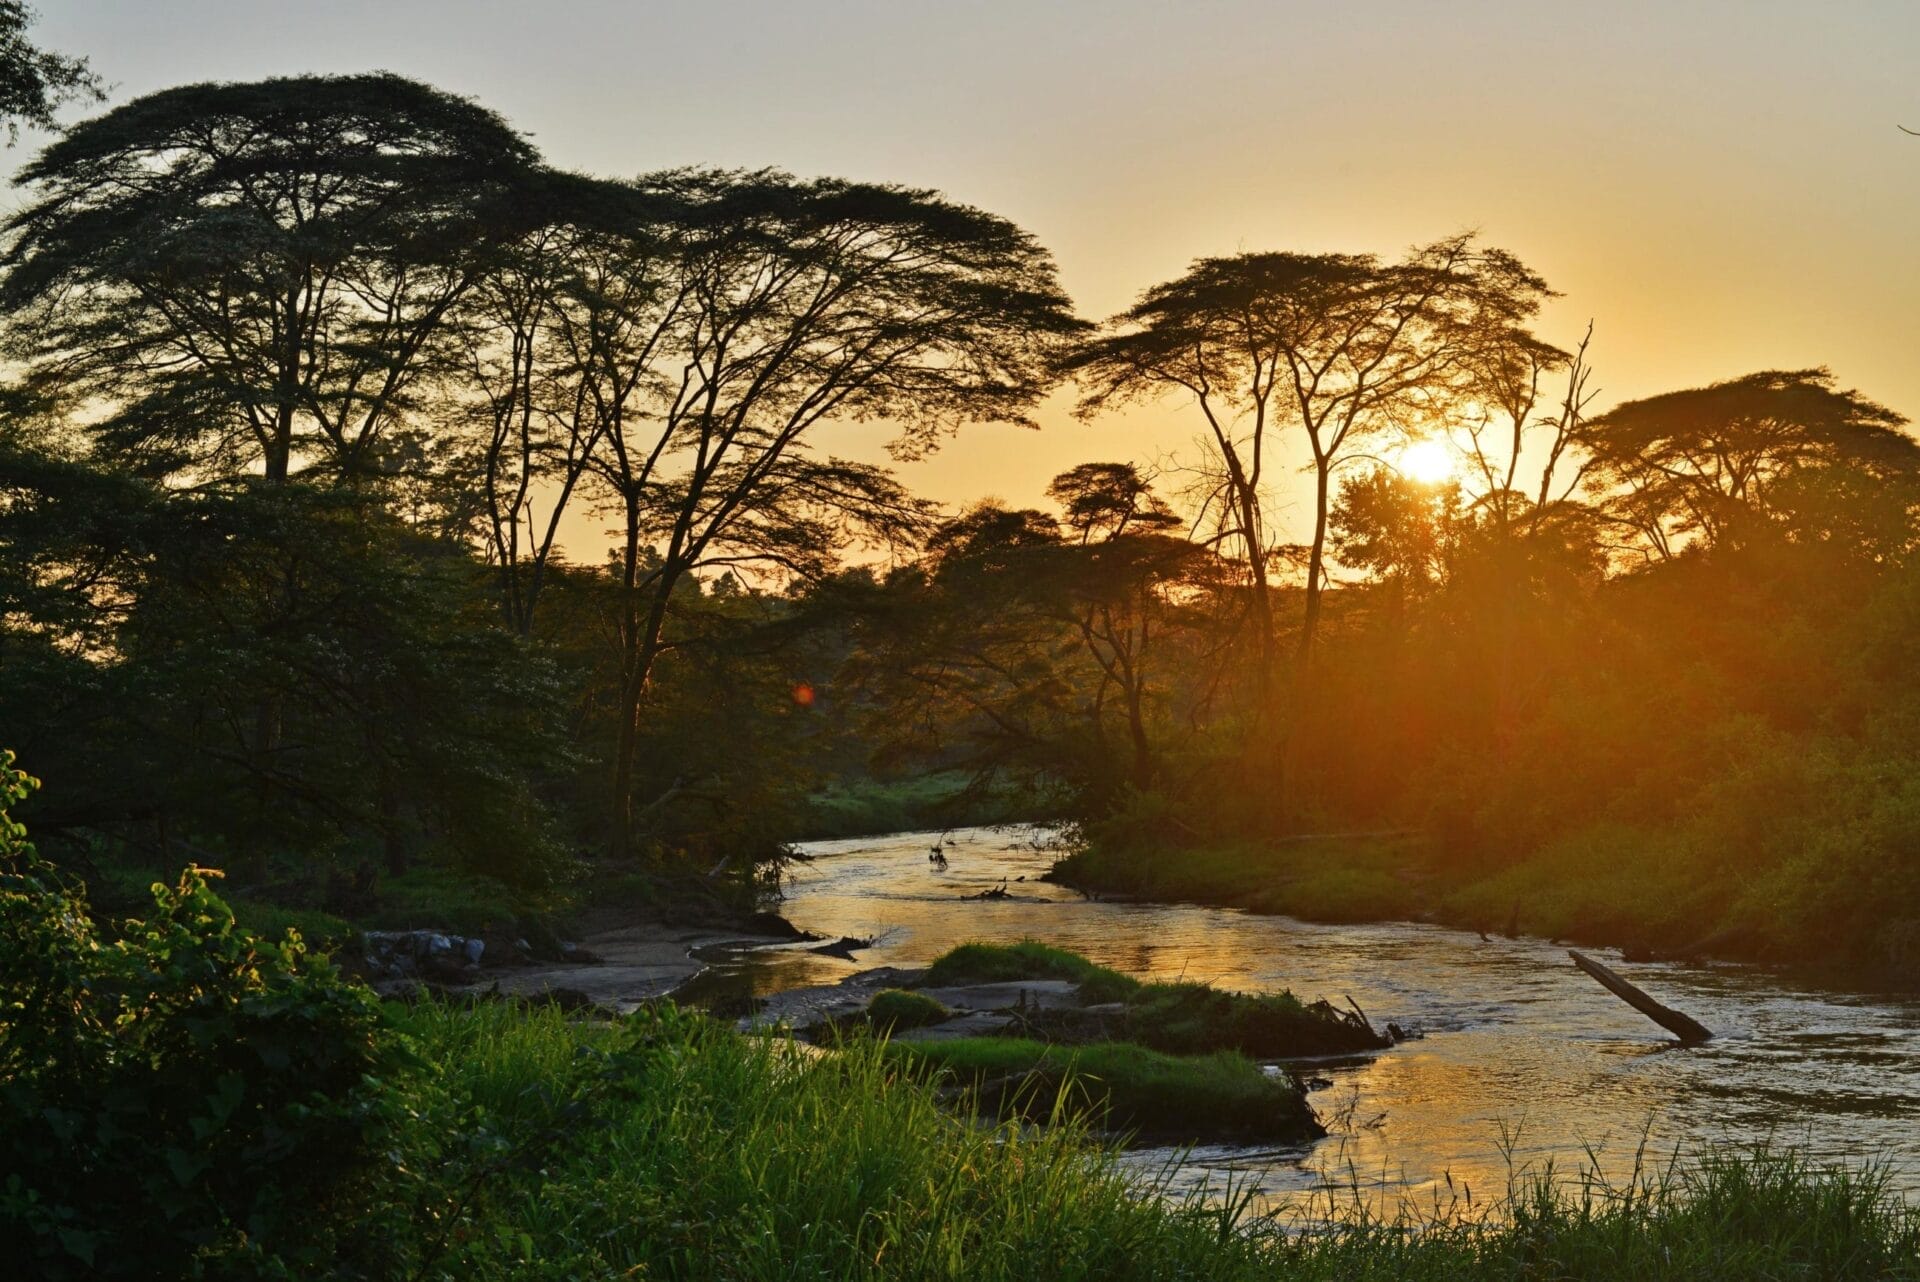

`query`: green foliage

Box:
[224,897,357,951]
[0,754,406,1278]
[0,457,573,890]
[360,865,534,935]
[866,987,952,1030]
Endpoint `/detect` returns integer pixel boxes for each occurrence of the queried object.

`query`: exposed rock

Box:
[360,929,483,980]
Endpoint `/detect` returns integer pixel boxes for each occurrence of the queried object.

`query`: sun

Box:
[1396,438,1456,485]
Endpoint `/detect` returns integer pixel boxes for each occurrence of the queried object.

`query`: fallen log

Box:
[1569,949,1713,1045]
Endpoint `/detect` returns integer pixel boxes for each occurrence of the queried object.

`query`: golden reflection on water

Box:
[709,825,1920,1216]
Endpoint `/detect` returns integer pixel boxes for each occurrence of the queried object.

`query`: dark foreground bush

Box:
[0,752,406,1280]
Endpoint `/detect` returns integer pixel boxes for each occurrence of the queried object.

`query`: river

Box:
[694,824,1920,1217]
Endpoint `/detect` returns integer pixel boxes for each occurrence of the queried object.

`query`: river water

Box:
[703,824,1920,1216]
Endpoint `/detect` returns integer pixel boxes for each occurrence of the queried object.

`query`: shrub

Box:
[0,751,407,1279]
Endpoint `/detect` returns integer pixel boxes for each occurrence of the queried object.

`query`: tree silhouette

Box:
[1581,369,1916,561]
[1064,236,1551,819]
[566,170,1084,852]
[1,74,542,485]
[1065,235,1551,674]
[447,171,687,634]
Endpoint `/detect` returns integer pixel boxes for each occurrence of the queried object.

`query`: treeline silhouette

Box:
[3,71,1917,972]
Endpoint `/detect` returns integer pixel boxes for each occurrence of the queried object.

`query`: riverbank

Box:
[386,1000,1920,1279]
[14,788,1920,1277]
[1046,831,1920,990]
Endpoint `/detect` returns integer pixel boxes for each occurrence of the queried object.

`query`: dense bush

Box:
[0,752,406,1279]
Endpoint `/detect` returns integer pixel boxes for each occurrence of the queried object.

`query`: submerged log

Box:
[1569,949,1713,1045]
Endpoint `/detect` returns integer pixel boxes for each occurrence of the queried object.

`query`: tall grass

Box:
[389,1000,1920,1281]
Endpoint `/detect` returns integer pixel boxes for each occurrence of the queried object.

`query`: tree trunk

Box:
[1299,460,1332,665]
[610,489,646,857]
[1275,460,1335,824]
[609,491,685,860]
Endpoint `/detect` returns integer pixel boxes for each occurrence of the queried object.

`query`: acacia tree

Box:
[1581,369,1916,563]
[0,73,540,485]
[1065,235,1553,686]
[571,170,1082,851]
[447,173,686,634]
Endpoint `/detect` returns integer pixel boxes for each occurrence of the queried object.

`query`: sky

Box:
[23,0,1920,554]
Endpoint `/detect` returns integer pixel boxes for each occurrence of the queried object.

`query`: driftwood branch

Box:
[1569,949,1712,1045]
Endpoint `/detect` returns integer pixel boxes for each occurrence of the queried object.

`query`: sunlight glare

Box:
[1397,438,1455,485]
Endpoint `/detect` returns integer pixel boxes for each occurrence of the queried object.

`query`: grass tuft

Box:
[922,941,1385,1056]
[867,987,952,1030]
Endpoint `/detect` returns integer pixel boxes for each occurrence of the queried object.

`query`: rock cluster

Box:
[360,929,507,982]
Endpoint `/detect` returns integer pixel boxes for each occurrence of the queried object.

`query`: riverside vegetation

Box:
[5,760,1919,1278]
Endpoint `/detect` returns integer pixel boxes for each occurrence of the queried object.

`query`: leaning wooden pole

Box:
[1568,950,1713,1045]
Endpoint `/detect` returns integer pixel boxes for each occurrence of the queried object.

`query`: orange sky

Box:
[32,1,1920,557]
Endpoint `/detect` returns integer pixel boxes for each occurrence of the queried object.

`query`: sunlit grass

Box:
[866,987,953,1029]
[389,999,1920,1280]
